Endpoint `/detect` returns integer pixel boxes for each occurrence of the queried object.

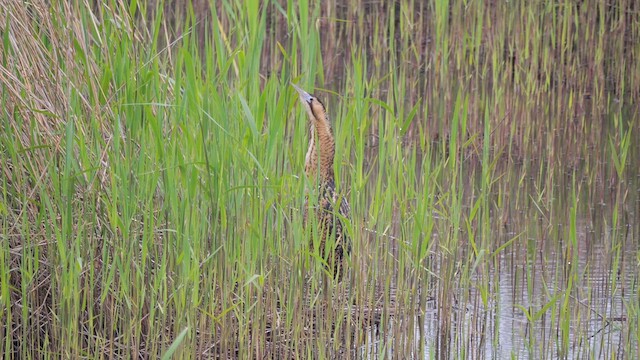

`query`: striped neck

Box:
[305,120,335,182]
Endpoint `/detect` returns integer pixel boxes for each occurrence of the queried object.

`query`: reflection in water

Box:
[414,207,634,358]
[356,155,638,358]
[457,237,635,359]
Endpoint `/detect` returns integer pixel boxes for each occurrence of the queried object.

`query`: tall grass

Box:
[1,0,638,358]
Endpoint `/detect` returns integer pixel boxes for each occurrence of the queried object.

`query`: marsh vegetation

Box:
[1,1,639,358]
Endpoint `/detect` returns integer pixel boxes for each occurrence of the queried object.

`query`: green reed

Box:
[1,0,638,358]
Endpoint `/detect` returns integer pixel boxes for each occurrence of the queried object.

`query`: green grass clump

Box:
[1,1,638,358]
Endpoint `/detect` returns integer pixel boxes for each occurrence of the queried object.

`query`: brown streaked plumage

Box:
[292,83,351,281]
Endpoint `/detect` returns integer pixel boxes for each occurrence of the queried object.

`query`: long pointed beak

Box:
[291,82,313,103]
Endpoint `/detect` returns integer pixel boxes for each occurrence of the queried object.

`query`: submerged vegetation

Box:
[1,0,638,358]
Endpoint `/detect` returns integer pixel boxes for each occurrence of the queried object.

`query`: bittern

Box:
[292,83,352,281]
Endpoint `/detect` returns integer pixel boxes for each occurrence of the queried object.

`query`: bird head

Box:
[291,83,328,127]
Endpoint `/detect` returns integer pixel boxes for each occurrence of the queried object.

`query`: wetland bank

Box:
[1,1,639,358]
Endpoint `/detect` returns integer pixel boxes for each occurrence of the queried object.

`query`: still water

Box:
[359,162,638,359]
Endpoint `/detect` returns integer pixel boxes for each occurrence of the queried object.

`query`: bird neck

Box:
[305,121,335,182]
